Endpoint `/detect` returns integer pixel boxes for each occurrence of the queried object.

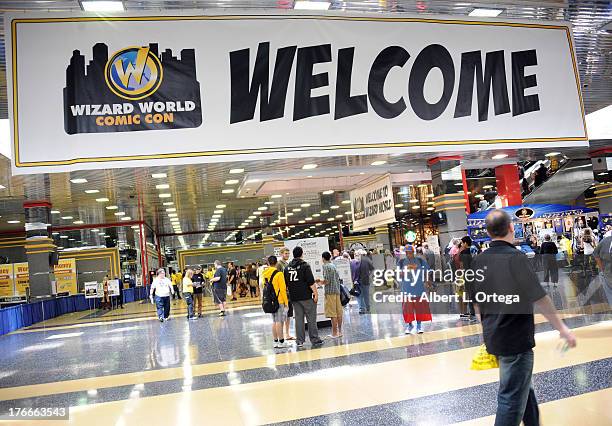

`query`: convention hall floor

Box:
[1,275,611,425]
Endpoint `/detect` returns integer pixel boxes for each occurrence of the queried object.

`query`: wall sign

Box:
[0,264,14,297]
[54,258,78,294]
[351,175,396,231]
[6,11,586,174]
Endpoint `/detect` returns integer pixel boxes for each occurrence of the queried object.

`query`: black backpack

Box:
[262,270,280,314]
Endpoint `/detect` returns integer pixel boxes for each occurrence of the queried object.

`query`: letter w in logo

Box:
[114,47,150,87]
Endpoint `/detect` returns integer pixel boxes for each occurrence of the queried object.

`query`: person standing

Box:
[263,256,289,349]
[191,266,205,318]
[398,245,432,334]
[581,228,597,276]
[248,263,259,298]
[150,268,174,322]
[182,268,197,320]
[459,236,477,321]
[276,247,295,341]
[101,275,111,310]
[284,246,323,347]
[356,249,375,314]
[211,260,228,316]
[422,243,436,272]
[471,210,576,426]
[317,251,343,338]
[170,268,182,302]
[540,234,559,288]
[594,234,612,304]
[228,262,238,301]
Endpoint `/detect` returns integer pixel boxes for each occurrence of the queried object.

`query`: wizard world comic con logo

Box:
[63,43,202,134]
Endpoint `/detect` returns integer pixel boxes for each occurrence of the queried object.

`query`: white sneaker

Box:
[276,341,286,349]
[404,324,414,334]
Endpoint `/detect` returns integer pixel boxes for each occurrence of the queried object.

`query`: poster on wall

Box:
[107,279,120,296]
[351,175,396,231]
[54,258,78,294]
[0,264,14,297]
[13,262,29,296]
[6,11,586,175]
[84,281,98,298]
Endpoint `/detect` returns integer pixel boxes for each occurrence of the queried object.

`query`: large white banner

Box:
[6,11,586,174]
[351,175,396,231]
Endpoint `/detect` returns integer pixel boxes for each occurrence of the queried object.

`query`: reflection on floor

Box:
[0,270,610,425]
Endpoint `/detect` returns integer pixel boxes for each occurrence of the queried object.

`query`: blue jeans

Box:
[358,285,371,312]
[495,349,539,426]
[184,292,194,318]
[155,296,171,319]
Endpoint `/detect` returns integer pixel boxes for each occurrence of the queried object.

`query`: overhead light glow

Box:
[302,163,318,170]
[468,7,504,17]
[156,184,170,189]
[95,197,109,202]
[341,200,351,204]
[51,210,60,214]
[152,173,167,179]
[330,205,339,209]
[215,204,227,209]
[221,189,234,194]
[73,220,84,224]
[264,201,274,205]
[163,202,174,206]
[120,216,132,221]
[80,1,125,12]
[114,212,125,216]
[545,152,561,157]
[106,205,118,210]
[321,209,330,214]
[70,178,88,184]
[271,194,282,199]
[84,189,99,194]
[492,153,508,160]
[168,213,178,218]
[258,206,268,211]
[225,179,239,185]
[7,220,20,224]
[294,1,331,10]
[61,216,73,220]
[158,193,171,198]
[371,160,387,166]
[322,190,334,195]
[229,168,244,174]
[166,208,176,212]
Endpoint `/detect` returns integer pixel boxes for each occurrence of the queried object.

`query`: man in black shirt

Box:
[191,266,205,318]
[284,246,323,347]
[459,236,476,321]
[472,210,576,426]
[228,262,238,301]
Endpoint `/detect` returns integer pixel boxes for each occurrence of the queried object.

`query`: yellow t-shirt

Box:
[205,270,214,282]
[262,266,288,305]
[182,276,194,294]
[173,272,183,286]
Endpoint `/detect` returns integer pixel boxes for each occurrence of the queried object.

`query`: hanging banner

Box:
[54,258,78,294]
[6,11,586,174]
[13,262,29,296]
[351,175,396,231]
[0,264,15,297]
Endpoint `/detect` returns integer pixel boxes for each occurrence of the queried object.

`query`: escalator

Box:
[523,159,594,205]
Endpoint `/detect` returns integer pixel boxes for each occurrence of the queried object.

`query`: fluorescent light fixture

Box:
[312,213,320,217]
[168,213,178,218]
[330,205,339,209]
[163,202,174,206]
[0,185,5,190]
[120,216,132,221]
[229,168,244,174]
[61,216,73,220]
[327,218,334,221]
[60,235,69,239]
[286,212,294,216]
[254,211,262,216]
[170,218,180,222]
[271,194,282,198]
[225,179,239,185]
[302,163,318,170]
[84,189,99,194]
[158,193,171,198]
[371,160,387,166]
[322,190,334,195]
[545,152,561,157]
[216,204,227,209]
[106,205,118,210]
[341,200,351,204]
[294,1,330,10]
[264,201,274,205]
[345,211,352,215]
[152,173,167,178]
[468,7,504,17]
[211,214,221,218]
[95,197,109,202]
[213,210,223,214]
[156,184,170,189]
[321,209,330,214]
[166,208,176,212]
[221,189,234,194]
[483,185,494,190]
[131,225,140,230]
[335,214,343,218]
[70,178,88,184]
[7,220,20,224]
[412,205,420,210]
[292,208,302,212]
[395,203,404,208]
[258,206,268,211]
[114,212,125,216]
[299,220,305,224]
[80,1,125,12]
[73,220,84,224]
[492,153,508,159]
[248,215,256,219]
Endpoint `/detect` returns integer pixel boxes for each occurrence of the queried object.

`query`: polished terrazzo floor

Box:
[0,270,610,425]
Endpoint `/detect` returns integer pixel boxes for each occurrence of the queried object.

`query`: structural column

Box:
[23,201,55,297]
[591,150,611,213]
[495,164,523,207]
[428,157,468,250]
[374,226,392,251]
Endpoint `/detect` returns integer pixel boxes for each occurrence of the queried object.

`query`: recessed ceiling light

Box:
[298,220,305,224]
[7,220,20,224]
[545,152,561,157]
[468,7,504,17]
[84,189,99,194]
[253,211,262,216]
[52,232,59,235]
[271,194,282,198]
[96,197,109,202]
[238,225,246,229]
[330,205,339,209]
[152,173,167,179]
[264,201,274,205]
[212,214,221,218]
[229,168,244,174]
[335,214,343,218]
[163,202,174,206]
[312,213,320,217]
[170,218,180,222]
[73,220,84,224]
[492,153,508,160]
[345,211,352,215]
[120,216,131,221]
[292,208,302,212]
[114,212,125,216]
[166,208,176,212]
[327,217,335,221]
[80,1,125,12]
[106,205,118,210]
[60,235,69,239]
[258,206,268,211]
[61,216,73,220]
[410,199,419,203]
[70,178,88,184]
[225,179,239,185]
[321,209,330,214]
[51,210,60,214]
[302,163,318,170]
[158,193,171,198]
[322,190,334,195]
[341,200,351,205]
[294,1,331,10]
[286,212,294,216]
[221,189,234,194]
[156,184,170,190]
[427,207,435,211]
[168,213,178,218]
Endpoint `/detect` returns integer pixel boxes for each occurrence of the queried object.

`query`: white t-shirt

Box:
[151,277,174,298]
[583,240,595,255]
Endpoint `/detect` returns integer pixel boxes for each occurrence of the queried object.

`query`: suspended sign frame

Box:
[350,174,396,231]
[6,11,587,174]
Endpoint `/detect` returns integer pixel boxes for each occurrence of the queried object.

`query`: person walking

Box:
[192,266,205,318]
[284,246,323,347]
[398,245,432,334]
[248,263,259,298]
[263,255,289,349]
[594,234,612,304]
[459,236,477,321]
[581,228,597,276]
[540,234,559,288]
[356,249,375,314]
[211,260,228,316]
[182,268,197,320]
[150,268,174,322]
[276,247,295,341]
[471,210,576,426]
[228,262,238,301]
[170,268,182,302]
[317,251,343,338]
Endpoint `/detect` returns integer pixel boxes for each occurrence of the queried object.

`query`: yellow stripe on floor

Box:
[4,321,610,426]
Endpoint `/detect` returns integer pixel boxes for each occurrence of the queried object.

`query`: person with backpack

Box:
[276,247,295,341]
[262,255,289,349]
[284,246,323,347]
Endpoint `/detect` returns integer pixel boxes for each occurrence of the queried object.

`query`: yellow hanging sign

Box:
[14,263,29,296]
[0,264,15,297]
[54,258,78,294]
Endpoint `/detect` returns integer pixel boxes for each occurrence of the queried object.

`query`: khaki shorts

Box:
[324,293,343,318]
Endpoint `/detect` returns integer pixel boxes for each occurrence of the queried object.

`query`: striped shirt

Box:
[322,262,341,295]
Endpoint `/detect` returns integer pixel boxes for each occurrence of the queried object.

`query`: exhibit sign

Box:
[0,264,14,297]
[6,11,586,174]
[54,258,78,294]
[84,281,98,298]
[108,279,121,296]
[13,262,29,296]
[351,175,396,231]
[333,258,353,287]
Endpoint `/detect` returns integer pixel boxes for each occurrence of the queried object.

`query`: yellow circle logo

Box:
[105,46,163,100]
